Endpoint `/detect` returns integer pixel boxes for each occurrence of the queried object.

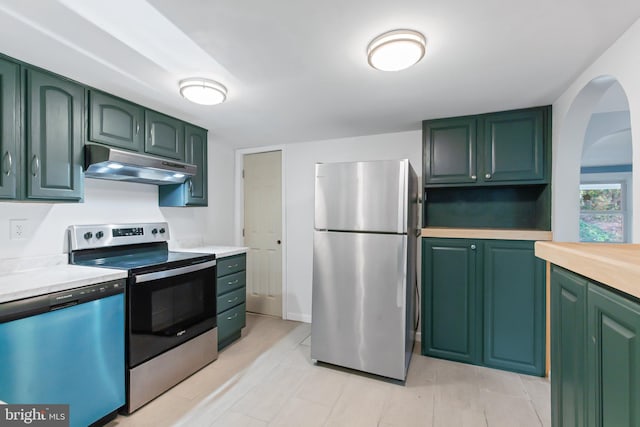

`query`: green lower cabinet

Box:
[550,265,640,427]
[422,238,480,364]
[587,282,640,427]
[422,237,545,376]
[216,253,247,350]
[550,266,587,427]
[483,240,545,375]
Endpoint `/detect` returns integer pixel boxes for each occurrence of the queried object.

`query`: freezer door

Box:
[315,160,408,233]
[311,231,409,380]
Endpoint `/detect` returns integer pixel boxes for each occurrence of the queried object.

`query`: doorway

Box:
[243,150,283,317]
[554,75,634,242]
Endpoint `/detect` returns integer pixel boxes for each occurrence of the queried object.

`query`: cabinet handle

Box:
[31,155,39,177]
[3,151,11,176]
[188,179,193,195]
[485,173,492,179]
[227,264,239,269]
[226,313,239,320]
[471,175,477,180]
[227,279,239,285]
[135,121,140,135]
[227,296,239,304]
[471,244,476,250]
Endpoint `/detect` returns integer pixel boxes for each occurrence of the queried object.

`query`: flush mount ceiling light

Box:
[367,29,426,71]
[179,78,227,105]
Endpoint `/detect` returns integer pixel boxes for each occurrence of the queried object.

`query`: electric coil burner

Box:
[68,222,217,413]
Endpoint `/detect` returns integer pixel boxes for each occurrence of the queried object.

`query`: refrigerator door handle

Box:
[396,161,406,233]
[397,237,407,308]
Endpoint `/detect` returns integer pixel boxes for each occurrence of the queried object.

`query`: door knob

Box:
[277,240,281,244]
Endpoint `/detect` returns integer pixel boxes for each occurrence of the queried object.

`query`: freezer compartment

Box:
[315,160,409,233]
[311,231,411,380]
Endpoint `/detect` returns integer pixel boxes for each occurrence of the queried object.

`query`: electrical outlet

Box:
[10,219,29,240]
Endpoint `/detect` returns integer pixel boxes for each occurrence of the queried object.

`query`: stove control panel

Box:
[68,222,170,251]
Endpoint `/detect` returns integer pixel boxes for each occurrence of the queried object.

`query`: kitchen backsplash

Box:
[0,178,209,260]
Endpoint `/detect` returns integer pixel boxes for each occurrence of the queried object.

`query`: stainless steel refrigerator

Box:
[311,159,418,381]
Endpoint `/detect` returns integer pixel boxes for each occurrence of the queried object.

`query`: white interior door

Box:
[243,151,282,317]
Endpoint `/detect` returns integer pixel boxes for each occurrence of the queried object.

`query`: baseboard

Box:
[286,312,311,323]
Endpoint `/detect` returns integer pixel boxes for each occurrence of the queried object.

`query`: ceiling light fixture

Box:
[179,78,227,105]
[367,29,426,71]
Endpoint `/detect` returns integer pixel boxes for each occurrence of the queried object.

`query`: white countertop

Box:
[177,245,248,258]
[0,263,127,303]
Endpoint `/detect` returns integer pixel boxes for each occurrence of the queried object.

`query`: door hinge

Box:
[242,169,245,179]
[242,228,245,237]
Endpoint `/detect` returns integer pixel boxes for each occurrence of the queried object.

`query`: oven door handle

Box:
[134,260,217,283]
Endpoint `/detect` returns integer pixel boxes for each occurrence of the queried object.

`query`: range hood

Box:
[84,144,197,185]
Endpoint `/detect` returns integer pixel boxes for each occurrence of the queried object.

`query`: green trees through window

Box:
[579,183,625,242]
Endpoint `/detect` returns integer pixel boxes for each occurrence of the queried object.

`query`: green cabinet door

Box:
[158,125,207,206]
[482,109,544,183]
[423,117,477,185]
[587,283,640,427]
[483,240,545,375]
[145,110,184,160]
[88,90,144,151]
[0,58,19,199]
[422,238,481,363]
[25,69,83,201]
[184,125,207,205]
[550,266,587,427]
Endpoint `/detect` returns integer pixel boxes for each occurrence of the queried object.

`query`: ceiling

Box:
[0,0,638,148]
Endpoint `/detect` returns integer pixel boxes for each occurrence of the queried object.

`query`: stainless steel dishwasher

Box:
[0,279,126,427]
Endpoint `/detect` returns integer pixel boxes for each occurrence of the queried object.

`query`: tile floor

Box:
[107,314,550,427]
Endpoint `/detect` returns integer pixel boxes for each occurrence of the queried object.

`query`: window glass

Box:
[579,183,624,242]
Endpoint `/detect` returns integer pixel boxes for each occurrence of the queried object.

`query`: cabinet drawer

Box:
[217,287,245,313]
[217,254,246,277]
[217,271,246,296]
[218,303,246,342]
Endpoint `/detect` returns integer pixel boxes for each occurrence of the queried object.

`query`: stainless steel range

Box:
[68,222,217,413]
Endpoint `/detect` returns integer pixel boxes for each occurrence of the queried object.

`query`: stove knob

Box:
[152,228,158,235]
[96,231,104,239]
[159,228,166,234]
[84,232,93,240]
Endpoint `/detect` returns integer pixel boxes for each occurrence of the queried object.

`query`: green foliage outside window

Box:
[579,184,624,243]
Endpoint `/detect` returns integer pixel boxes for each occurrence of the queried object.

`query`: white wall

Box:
[0,137,235,261]
[553,17,640,241]
[283,130,422,322]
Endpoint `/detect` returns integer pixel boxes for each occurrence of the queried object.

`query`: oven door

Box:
[128,260,216,367]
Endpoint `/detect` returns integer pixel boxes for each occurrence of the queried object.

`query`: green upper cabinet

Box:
[483,240,545,375]
[422,238,481,364]
[482,109,544,183]
[587,283,640,427]
[184,125,207,205]
[88,90,144,152]
[551,266,588,427]
[159,125,208,207]
[423,106,550,187]
[25,68,83,201]
[0,57,19,199]
[145,110,184,161]
[423,117,477,185]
